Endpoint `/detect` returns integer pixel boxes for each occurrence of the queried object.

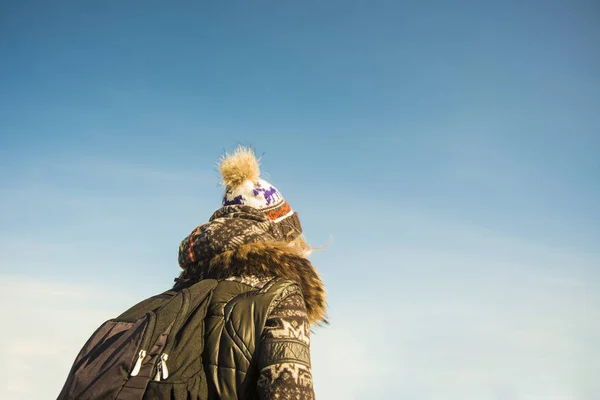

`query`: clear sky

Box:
[1,1,599,399]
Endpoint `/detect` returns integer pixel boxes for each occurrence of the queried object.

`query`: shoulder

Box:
[208,277,303,326]
[227,277,303,318]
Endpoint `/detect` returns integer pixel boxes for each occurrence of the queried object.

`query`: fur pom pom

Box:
[219,146,261,188]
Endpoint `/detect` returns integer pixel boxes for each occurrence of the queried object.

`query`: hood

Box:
[176,205,327,324]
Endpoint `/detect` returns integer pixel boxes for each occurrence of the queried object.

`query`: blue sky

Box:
[1,1,599,399]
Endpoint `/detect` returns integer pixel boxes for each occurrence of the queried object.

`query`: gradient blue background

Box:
[1,1,599,398]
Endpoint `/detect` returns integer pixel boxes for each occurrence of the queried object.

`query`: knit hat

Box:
[218,146,303,242]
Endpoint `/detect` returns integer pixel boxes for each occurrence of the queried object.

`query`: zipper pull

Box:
[160,353,169,380]
[153,354,169,381]
[154,364,161,381]
[130,350,146,377]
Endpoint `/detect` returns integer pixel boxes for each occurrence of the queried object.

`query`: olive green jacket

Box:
[203,277,306,399]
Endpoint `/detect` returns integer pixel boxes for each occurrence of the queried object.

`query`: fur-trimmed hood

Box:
[176,206,327,324]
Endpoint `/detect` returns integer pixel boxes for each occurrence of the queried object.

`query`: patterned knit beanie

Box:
[218,146,303,242]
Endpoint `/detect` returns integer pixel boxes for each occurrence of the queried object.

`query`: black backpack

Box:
[58,279,218,400]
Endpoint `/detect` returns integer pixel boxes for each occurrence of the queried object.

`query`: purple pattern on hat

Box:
[252,184,280,205]
[223,194,244,206]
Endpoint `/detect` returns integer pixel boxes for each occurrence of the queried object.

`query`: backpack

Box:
[57,279,218,400]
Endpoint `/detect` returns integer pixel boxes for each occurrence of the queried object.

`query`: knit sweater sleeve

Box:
[257,293,316,400]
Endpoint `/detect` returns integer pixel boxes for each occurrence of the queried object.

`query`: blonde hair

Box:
[288,235,329,258]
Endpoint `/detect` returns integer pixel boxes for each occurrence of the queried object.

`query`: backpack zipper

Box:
[154,288,190,382]
[153,353,169,381]
[130,349,146,377]
[129,311,157,378]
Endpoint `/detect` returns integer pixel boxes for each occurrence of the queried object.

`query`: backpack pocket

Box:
[58,312,156,400]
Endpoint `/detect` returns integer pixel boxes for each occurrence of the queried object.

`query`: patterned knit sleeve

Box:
[257,293,316,400]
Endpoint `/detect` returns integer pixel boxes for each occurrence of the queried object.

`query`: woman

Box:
[174,146,327,399]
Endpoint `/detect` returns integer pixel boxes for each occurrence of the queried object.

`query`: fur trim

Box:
[219,146,261,188]
[201,241,327,325]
